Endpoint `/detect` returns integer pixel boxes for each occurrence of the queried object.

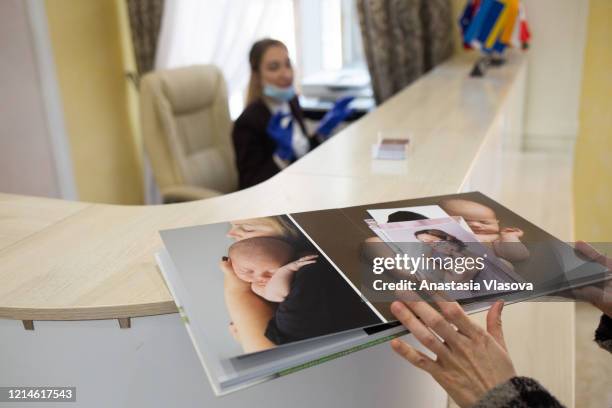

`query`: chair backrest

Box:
[140,65,238,194]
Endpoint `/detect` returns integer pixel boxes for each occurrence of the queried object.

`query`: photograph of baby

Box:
[161,191,608,366]
[361,195,608,303]
[368,204,473,235]
[369,217,526,300]
[288,191,587,319]
[367,200,530,265]
[160,215,384,360]
[221,215,382,354]
[438,198,530,264]
[366,199,531,296]
[227,237,318,303]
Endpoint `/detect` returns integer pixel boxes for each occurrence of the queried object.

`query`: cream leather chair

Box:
[140,65,238,203]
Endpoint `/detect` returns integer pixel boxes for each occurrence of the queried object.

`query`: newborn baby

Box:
[228,237,318,302]
[440,198,529,263]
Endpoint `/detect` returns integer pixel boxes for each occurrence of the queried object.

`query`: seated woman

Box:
[232,38,354,189]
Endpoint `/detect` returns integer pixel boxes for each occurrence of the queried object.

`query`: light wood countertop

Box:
[0,52,527,321]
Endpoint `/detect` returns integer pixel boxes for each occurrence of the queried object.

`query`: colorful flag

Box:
[519,1,531,49]
[484,2,509,49]
[461,0,530,55]
[464,0,496,44]
[459,0,481,49]
[475,0,506,48]
[500,0,519,44]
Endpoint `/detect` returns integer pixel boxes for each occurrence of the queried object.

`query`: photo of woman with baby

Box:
[411,197,531,284]
[412,227,526,302]
[379,197,532,266]
[286,191,576,321]
[220,215,381,354]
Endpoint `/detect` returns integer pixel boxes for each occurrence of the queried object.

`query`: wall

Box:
[0,314,447,408]
[0,1,62,198]
[574,0,612,241]
[522,0,589,150]
[45,0,143,204]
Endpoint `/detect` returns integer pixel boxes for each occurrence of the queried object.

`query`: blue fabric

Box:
[491,38,507,53]
[316,96,355,138]
[464,0,494,43]
[266,111,295,161]
[476,0,504,43]
[459,0,476,34]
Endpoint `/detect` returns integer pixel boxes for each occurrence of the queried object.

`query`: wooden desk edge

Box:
[0,300,178,321]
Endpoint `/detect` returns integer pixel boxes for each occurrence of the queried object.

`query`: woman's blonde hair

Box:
[246,38,287,106]
[255,216,300,242]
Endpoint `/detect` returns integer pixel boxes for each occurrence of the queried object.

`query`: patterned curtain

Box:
[357,0,454,104]
[126,0,164,77]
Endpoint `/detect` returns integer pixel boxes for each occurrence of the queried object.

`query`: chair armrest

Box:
[160,185,222,203]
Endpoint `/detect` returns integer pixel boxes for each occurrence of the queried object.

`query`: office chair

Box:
[140,65,238,203]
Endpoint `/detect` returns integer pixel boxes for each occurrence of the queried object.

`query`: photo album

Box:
[155,191,609,395]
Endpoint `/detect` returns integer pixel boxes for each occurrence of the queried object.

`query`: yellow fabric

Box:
[574,0,612,241]
[500,0,519,44]
[485,0,509,49]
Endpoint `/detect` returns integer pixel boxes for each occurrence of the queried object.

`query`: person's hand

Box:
[571,241,612,317]
[500,227,524,240]
[266,112,295,161]
[221,256,276,353]
[281,254,318,273]
[316,96,355,138]
[390,300,516,408]
[220,257,250,292]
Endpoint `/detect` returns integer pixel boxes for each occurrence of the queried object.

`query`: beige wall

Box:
[574,0,612,241]
[0,1,61,198]
[522,0,589,150]
[45,0,143,204]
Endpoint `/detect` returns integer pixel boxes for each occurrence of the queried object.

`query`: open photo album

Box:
[155,191,610,395]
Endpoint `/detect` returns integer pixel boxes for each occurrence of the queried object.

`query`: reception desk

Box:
[0,52,574,407]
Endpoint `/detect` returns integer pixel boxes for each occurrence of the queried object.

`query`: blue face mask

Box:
[263,84,295,102]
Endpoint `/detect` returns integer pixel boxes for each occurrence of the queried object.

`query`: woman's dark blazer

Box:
[232,96,318,189]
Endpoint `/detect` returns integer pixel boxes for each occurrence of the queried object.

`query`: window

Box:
[157,0,297,118]
[295,0,368,77]
[157,0,369,118]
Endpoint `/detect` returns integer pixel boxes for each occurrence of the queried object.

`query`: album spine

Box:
[277,331,407,377]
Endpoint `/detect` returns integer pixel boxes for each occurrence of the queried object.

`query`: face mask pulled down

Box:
[263,84,295,102]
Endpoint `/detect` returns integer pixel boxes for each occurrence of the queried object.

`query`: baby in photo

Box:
[440,198,529,263]
[228,237,318,302]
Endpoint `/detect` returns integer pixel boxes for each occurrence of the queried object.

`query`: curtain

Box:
[155,0,296,119]
[126,0,165,76]
[357,0,454,104]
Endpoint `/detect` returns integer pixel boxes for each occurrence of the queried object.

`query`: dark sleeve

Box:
[232,106,280,189]
[472,377,565,408]
[595,314,612,352]
[265,261,380,345]
[264,265,331,344]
